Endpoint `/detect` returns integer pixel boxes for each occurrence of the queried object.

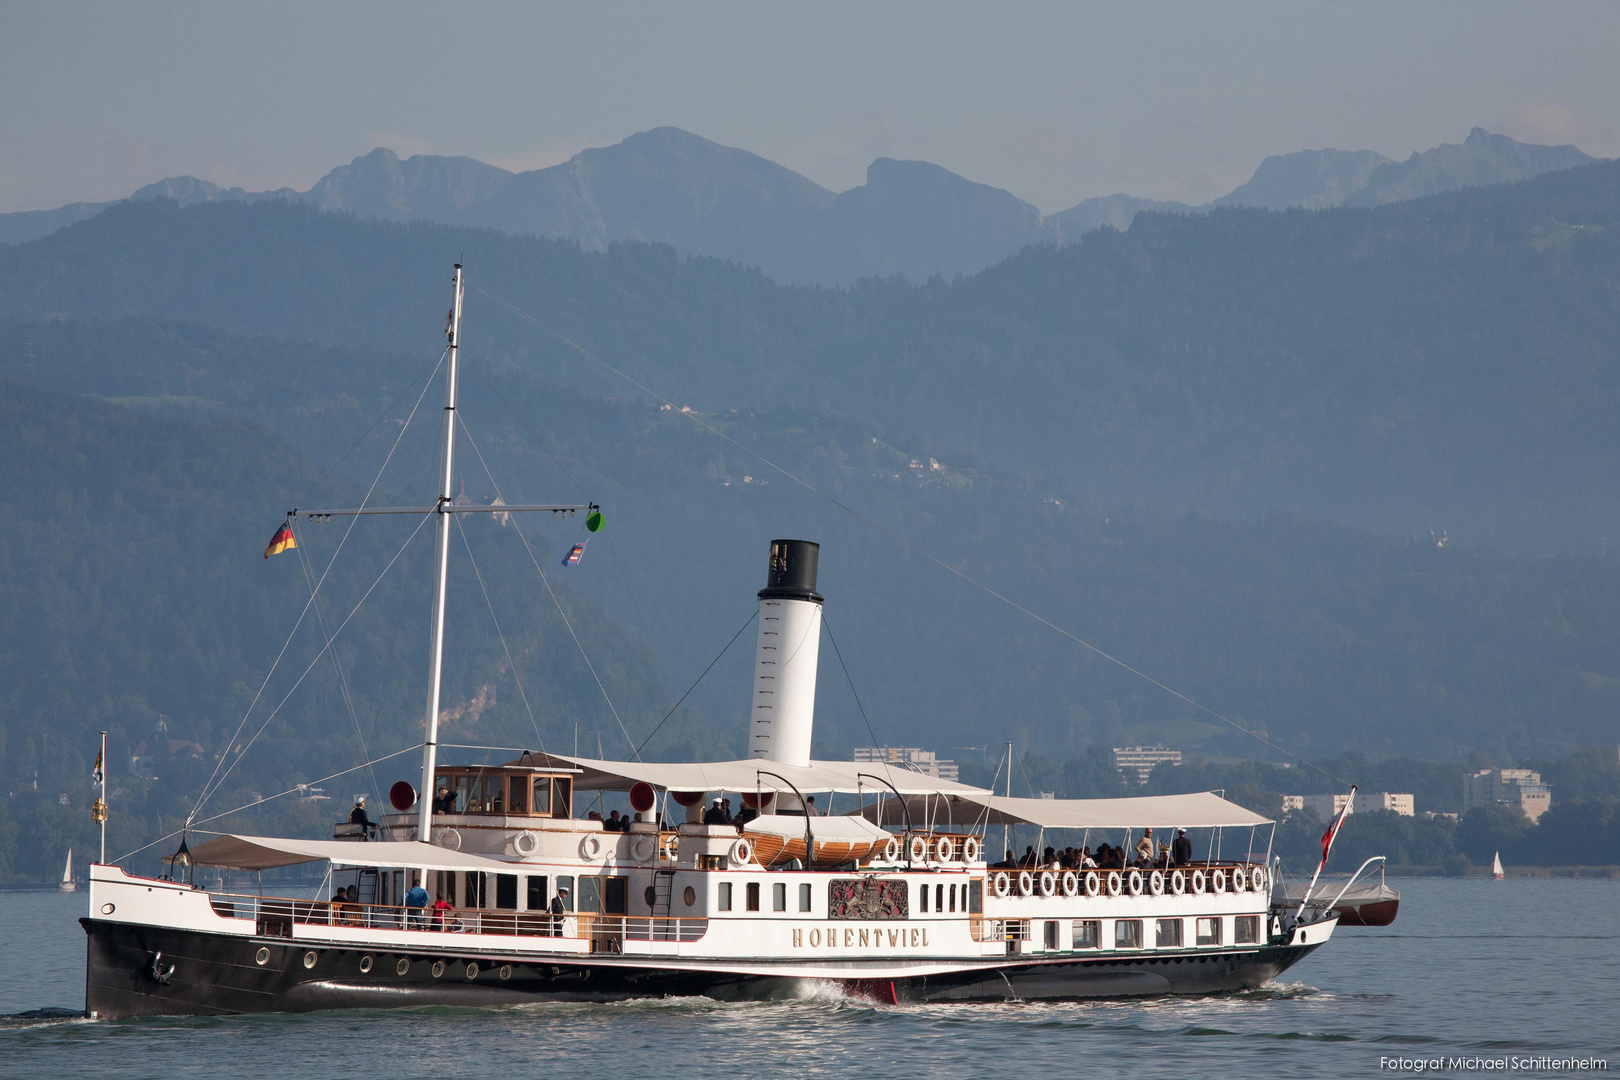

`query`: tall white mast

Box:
[417,264,464,844]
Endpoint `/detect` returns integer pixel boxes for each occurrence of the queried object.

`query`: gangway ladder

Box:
[652,869,677,940]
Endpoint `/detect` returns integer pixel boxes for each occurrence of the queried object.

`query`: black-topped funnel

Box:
[758,539,823,603]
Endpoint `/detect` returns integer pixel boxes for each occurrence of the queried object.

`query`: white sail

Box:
[1492,851,1504,879]
[62,849,71,882]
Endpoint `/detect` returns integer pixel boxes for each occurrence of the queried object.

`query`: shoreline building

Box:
[852,746,959,781]
[1112,745,1182,785]
[1463,768,1552,823]
[1282,792,1415,818]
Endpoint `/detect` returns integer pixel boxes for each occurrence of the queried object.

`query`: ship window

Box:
[496,874,518,910]
[746,882,761,912]
[1235,915,1259,944]
[968,879,983,915]
[773,883,787,911]
[1044,920,1060,949]
[949,884,956,913]
[553,778,573,819]
[1072,920,1100,949]
[464,871,487,909]
[577,877,603,913]
[532,778,552,815]
[718,882,732,911]
[508,777,528,815]
[556,876,574,912]
[799,883,812,912]
[1156,918,1183,948]
[1197,917,1222,946]
[936,884,944,912]
[455,774,481,814]
[526,876,546,911]
[920,883,929,912]
[1115,920,1142,949]
[604,877,627,915]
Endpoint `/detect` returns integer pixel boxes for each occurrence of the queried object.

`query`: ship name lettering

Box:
[809,929,821,947]
[888,929,899,947]
[845,928,854,947]
[792,929,803,947]
[859,928,870,947]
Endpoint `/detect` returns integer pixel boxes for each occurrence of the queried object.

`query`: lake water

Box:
[1,878,1614,1078]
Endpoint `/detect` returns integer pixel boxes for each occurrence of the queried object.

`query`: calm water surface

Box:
[1,878,1613,1078]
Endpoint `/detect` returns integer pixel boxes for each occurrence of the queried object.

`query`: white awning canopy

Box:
[523,753,990,798]
[188,835,521,873]
[741,814,893,844]
[860,791,1273,831]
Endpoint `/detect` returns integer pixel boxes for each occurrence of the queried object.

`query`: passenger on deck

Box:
[703,798,728,826]
[721,798,735,825]
[733,805,758,826]
[607,810,624,832]
[549,888,568,936]
[432,785,456,814]
[431,892,453,929]
[587,810,604,825]
[1021,846,1037,867]
[1135,829,1155,866]
[805,796,819,816]
[404,878,429,928]
[1173,828,1193,866]
[1043,846,1058,869]
[1080,847,1097,869]
[350,797,375,840]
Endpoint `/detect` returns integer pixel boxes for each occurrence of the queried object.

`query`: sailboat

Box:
[1492,851,1505,879]
[59,850,75,892]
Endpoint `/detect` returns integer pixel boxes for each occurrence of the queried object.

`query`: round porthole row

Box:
[431,960,445,979]
[101,903,116,915]
[396,957,410,976]
[499,965,512,981]
[359,955,373,974]
[683,886,696,907]
[302,950,318,970]
[254,947,270,966]
[465,962,479,980]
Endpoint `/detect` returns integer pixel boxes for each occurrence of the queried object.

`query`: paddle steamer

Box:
[81,267,1349,1018]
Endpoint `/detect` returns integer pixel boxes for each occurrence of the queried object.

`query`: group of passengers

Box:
[990,828,1198,872]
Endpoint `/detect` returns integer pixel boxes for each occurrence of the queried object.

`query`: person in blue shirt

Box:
[404,877,430,928]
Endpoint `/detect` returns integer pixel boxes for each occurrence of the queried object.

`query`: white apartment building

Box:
[1112,745,1183,784]
[1463,769,1552,823]
[1281,791,1415,818]
[852,746,959,782]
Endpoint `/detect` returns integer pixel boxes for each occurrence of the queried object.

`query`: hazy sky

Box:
[4,1,1618,216]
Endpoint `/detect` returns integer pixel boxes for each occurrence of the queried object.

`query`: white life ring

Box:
[961,836,981,863]
[882,837,902,863]
[1039,871,1057,897]
[1017,871,1035,897]
[579,834,603,861]
[1106,871,1122,897]
[1231,868,1248,892]
[1149,870,1165,896]
[630,836,655,862]
[934,837,955,863]
[513,830,539,857]
[435,827,461,851]
[1084,870,1101,897]
[908,836,930,863]
[1127,869,1144,897]
[1170,869,1187,896]
[407,827,419,842]
[1191,869,1206,895]
[1061,871,1079,897]
[1212,869,1228,894]
[992,872,1011,898]
[660,835,679,862]
[1251,866,1268,893]
[728,838,753,868]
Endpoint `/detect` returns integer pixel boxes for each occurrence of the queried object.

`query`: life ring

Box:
[1084,870,1101,897]
[578,834,602,861]
[630,836,655,862]
[882,837,902,863]
[1017,871,1035,897]
[1251,867,1268,893]
[1061,871,1079,897]
[1149,870,1165,896]
[1212,869,1228,894]
[661,835,679,862]
[1170,869,1187,896]
[728,838,753,868]
[435,827,462,851]
[1231,868,1248,892]
[1191,869,1206,895]
[1106,871,1122,897]
[513,830,539,857]
[908,836,930,863]
[1127,869,1144,897]
[1039,871,1057,897]
[961,837,981,863]
[934,837,955,863]
[992,872,1011,898]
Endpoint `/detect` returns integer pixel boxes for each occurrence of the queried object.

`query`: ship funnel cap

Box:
[758,539,823,602]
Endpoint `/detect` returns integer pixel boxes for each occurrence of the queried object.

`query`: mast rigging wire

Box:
[632,608,758,758]
[294,535,381,806]
[453,513,547,754]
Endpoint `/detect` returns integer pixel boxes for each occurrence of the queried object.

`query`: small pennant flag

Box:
[263,522,297,559]
[93,748,103,785]
[1318,787,1356,870]
[561,541,587,566]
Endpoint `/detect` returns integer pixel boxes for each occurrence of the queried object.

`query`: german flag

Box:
[263,521,297,559]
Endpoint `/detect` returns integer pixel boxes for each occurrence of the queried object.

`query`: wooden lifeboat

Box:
[742,815,893,868]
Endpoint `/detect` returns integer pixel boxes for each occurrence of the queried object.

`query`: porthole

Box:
[431,961,445,978]
[254,947,270,966]
[396,958,410,976]
[683,886,696,907]
[302,950,318,969]
[465,962,479,980]
[359,955,373,973]
[499,965,512,981]
[100,903,116,915]
[645,886,657,907]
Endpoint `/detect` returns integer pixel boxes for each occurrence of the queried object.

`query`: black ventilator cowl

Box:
[758,539,823,602]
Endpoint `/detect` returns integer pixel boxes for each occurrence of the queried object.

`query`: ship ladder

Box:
[652,869,677,940]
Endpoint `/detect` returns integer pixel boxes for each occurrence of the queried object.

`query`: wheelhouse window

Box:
[436,769,572,817]
[531,777,552,815]
[1155,918,1183,948]
[1115,920,1143,949]
[508,777,528,814]
[1235,915,1259,944]
[553,778,572,818]
[1196,917,1222,946]
[1072,920,1100,949]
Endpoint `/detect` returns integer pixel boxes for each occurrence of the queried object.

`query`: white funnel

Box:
[748,539,823,769]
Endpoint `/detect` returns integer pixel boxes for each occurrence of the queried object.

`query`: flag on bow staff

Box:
[561,541,587,566]
[263,521,297,559]
[92,748,103,786]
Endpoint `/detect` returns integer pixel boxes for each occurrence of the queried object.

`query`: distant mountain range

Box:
[0,126,1598,286]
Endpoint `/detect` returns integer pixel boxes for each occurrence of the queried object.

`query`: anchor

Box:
[148,951,175,985]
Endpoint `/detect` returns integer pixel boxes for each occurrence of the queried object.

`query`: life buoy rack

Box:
[1127,869,1144,897]
[513,830,539,857]
[1084,870,1101,897]
[728,838,753,868]
[1017,870,1035,897]
[935,837,955,863]
[1106,871,1123,897]
[1231,867,1248,892]
[961,836,981,863]
[578,834,603,860]
[882,837,902,863]
[1170,869,1187,896]
[1061,870,1079,897]
[1212,868,1228,894]
[1039,871,1057,897]
[1191,869,1207,895]
[1149,869,1165,896]
[630,836,655,863]
[992,871,1011,897]
[436,827,462,852]
[908,836,930,863]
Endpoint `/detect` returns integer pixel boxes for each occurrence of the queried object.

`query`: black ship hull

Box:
[83,917,1323,1019]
